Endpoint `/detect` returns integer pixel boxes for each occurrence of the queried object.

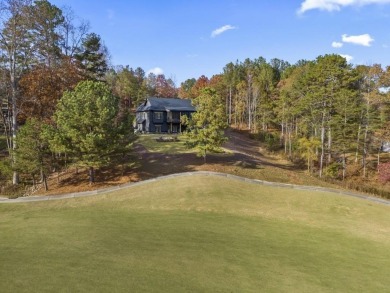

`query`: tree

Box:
[14,118,51,190]
[19,58,84,121]
[355,64,383,177]
[53,80,134,183]
[189,75,209,98]
[297,137,320,173]
[184,87,227,162]
[155,74,177,98]
[178,78,196,98]
[27,0,64,67]
[59,5,89,59]
[0,0,33,184]
[75,32,108,80]
[0,0,93,185]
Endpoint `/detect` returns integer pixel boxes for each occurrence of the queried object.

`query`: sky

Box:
[50,0,390,84]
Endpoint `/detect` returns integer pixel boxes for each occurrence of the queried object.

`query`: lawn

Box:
[1,175,390,292]
[136,134,192,154]
[136,134,232,155]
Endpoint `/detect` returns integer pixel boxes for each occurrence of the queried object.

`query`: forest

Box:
[0,0,390,196]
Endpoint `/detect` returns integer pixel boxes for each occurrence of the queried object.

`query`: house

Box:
[136,97,196,133]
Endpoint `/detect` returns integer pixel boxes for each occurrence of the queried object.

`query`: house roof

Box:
[136,97,196,112]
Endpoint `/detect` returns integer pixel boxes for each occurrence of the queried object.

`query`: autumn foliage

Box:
[19,59,84,122]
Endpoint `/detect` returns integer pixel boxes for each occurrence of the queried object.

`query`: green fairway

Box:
[1,175,389,292]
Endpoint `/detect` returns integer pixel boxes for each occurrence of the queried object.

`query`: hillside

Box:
[29,130,341,197]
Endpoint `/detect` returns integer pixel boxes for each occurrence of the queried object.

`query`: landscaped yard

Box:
[1,174,389,292]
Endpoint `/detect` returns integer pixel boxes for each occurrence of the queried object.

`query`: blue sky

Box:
[51,0,390,84]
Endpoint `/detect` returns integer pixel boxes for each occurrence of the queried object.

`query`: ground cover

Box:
[1,175,389,292]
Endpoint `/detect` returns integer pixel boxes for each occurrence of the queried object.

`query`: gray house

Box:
[136,97,196,133]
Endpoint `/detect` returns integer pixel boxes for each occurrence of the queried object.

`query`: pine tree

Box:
[52,80,135,183]
[14,118,51,190]
[184,87,227,162]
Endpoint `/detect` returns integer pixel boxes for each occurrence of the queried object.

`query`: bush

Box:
[378,161,390,183]
[324,162,342,179]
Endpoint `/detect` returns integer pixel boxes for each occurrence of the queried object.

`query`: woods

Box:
[0,0,132,191]
[181,55,390,183]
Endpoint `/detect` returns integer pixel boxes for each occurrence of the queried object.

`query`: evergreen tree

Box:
[75,32,108,80]
[14,118,51,190]
[184,87,227,162]
[52,80,134,183]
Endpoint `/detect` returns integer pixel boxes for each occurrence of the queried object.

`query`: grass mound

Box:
[1,175,389,292]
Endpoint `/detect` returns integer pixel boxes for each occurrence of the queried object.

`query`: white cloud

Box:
[298,0,390,14]
[147,67,164,76]
[340,54,354,62]
[211,25,237,38]
[342,33,374,46]
[332,41,343,48]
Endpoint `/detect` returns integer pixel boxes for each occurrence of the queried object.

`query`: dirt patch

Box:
[35,129,335,196]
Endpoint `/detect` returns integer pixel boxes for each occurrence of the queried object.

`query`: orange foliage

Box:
[19,59,84,122]
[189,75,209,98]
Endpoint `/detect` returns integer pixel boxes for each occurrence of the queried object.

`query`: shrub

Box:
[324,162,342,179]
[378,161,390,184]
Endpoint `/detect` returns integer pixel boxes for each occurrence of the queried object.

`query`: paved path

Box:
[0,171,389,206]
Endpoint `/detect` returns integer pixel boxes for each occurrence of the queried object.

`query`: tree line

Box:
[179,55,390,181]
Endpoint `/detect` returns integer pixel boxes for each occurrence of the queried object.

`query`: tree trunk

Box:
[342,152,346,181]
[43,174,48,191]
[377,147,381,173]
[11,58,19,185]
[355,113,363,163]
[40,168,48,191]
[88,166,95,184]
[319,111,326,178]
[327,126,332,163]
[229,86,232,125]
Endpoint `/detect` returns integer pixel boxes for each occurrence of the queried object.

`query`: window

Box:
[155,125,162,133]
[172,125,178,133]
[154,112,163,120]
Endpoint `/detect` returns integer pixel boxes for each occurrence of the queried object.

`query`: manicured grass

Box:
[1,175,390,292]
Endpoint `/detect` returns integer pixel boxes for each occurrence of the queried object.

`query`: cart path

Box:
[0,171,389,205]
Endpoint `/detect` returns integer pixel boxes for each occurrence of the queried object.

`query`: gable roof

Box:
[136,97,196,112]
